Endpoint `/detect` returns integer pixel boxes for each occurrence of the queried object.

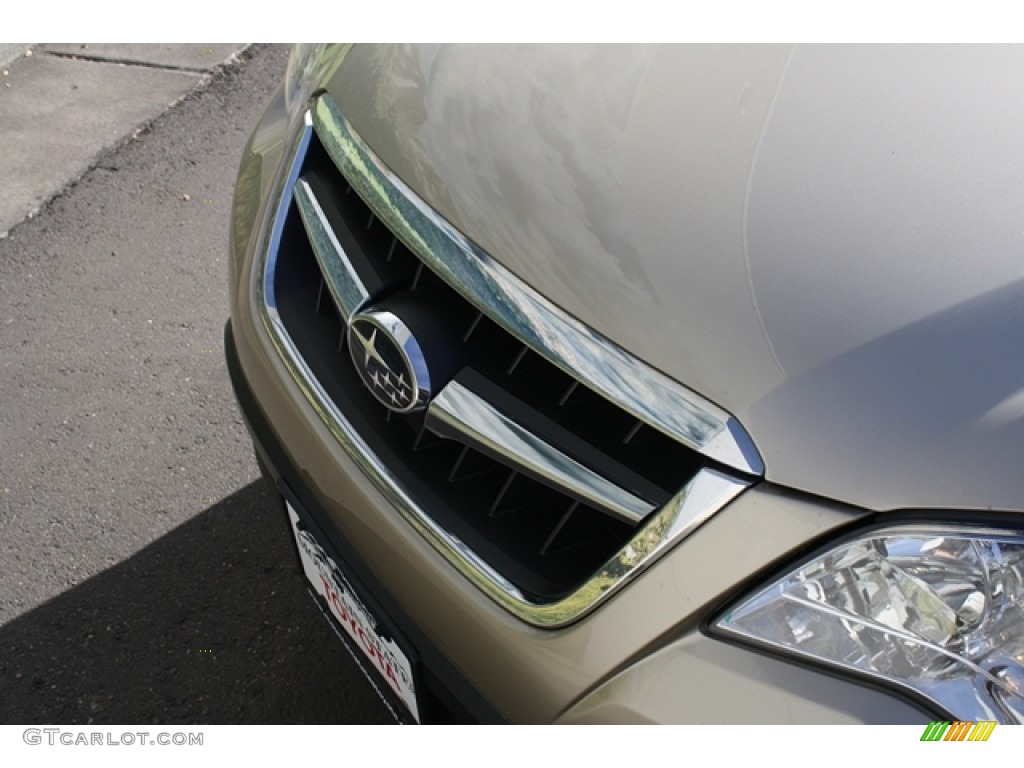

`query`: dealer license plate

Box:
[287,502,419,722]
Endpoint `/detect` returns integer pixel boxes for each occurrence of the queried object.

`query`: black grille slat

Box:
[540,502,579,556]
[448,367,671,509]
[271,129,706,601]
[301,168,418,296]
[463,311,484,342]
[489,471,518,516]
[542,504,615,556]
[447,445,501,484]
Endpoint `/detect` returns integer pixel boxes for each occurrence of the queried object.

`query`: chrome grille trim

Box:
[293,160,659,524]
[253,106,754,626]
[310,94,764,477]
[293,177,368,322]
[426,379,654,525]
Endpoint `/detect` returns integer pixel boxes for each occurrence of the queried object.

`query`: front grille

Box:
[258,97,757,620]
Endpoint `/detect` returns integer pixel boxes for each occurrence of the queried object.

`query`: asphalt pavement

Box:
[0,44,249,237]
[0,43,393,724]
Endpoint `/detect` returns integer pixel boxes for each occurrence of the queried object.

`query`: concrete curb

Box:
[0,43,251,238]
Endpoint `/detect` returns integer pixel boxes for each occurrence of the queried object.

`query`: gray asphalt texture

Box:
[0,44,393,724]
[0,44,247,236]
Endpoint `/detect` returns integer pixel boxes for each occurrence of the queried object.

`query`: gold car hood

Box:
[326,44,1024,514]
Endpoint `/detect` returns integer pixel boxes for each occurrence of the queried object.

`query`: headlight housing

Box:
[712,524,1024,723]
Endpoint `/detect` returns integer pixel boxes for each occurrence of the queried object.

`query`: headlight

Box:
[285,43,327,114]
[712,525,1024,722]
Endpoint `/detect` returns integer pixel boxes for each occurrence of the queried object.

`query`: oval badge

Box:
[348,309,431,413]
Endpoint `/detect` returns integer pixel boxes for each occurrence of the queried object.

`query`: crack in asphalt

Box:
[42,49,211,74]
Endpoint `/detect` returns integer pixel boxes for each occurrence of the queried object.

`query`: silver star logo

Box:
[352,324,390,371]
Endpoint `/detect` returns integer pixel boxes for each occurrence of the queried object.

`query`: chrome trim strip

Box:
[426,379,653,525]
[460,466,749,627]
[259,112,314,344]
[253,108,753,626]
[293,177,369,322]
[310,94,764,477]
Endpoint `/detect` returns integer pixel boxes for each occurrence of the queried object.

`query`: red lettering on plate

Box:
[384,660,399,689]
[319,574,348,623]
[318,574,333,606]
[313,564,408,705]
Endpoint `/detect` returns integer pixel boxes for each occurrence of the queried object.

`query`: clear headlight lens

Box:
[285,43,327,114]
[713,526,1024,722]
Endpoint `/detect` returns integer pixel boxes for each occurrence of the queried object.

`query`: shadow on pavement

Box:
[0,481,393,724]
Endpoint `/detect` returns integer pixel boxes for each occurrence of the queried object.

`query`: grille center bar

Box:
[427,378,654,525]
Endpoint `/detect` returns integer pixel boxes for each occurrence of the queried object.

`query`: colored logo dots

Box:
[921,721,996,742]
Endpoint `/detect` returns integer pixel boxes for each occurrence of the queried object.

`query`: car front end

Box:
[226,44,1024,723]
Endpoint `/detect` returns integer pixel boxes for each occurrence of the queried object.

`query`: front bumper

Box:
[226,314,927,724]
[226,319,497,723]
